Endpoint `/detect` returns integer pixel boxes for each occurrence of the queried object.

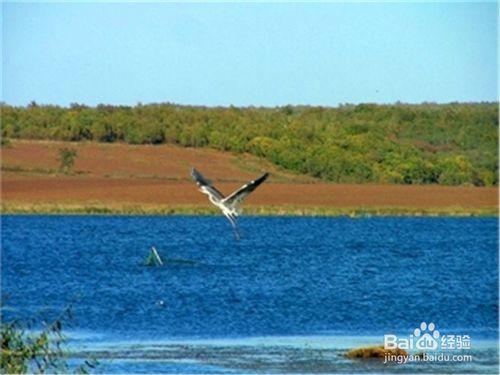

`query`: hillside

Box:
[2,102,498,186]
[1,139,313,182]
[1,140,497,215]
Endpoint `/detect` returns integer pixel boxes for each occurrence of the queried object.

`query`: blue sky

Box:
[2,2,498,107]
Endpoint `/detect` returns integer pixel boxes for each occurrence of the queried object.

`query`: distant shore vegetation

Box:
[2,203,497,217]
[1,102,498,186]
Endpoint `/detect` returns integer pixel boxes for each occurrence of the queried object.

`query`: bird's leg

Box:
[232,224,241,241]
[224,212,241,241]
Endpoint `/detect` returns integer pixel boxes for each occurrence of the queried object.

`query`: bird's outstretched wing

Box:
[223,173,269,209]
[190,168,225,200]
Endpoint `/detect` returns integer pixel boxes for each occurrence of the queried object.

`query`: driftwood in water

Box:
[145,246,164,266]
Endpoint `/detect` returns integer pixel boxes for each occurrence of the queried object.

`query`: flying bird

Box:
[191,168,269,239]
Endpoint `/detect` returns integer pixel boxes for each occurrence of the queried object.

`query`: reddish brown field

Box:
[1,139,309,182]
[2,140,498,212]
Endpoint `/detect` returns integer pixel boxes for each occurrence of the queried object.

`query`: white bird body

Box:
[199,185,238,223]
[191,168,269,239]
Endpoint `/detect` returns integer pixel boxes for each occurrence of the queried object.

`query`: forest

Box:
[1,102,498,186]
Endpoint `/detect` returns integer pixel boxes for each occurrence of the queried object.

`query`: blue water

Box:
[2,216,499,373]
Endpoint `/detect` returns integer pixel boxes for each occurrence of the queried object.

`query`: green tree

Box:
[58,148,77,174]
[437,155,474,185]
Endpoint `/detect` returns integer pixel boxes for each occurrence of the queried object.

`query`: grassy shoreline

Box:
[1,203,497,217]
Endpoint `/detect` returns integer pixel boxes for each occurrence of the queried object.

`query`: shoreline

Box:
[1,204,497,217]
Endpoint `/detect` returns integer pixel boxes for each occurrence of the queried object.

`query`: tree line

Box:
[1,101,498,186]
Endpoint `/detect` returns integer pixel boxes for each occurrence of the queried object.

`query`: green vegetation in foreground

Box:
[2,102,498,186]
[0,305,98,374]
[1,203,497,217]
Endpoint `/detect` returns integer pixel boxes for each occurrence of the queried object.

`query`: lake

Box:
[2,216,498,373]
